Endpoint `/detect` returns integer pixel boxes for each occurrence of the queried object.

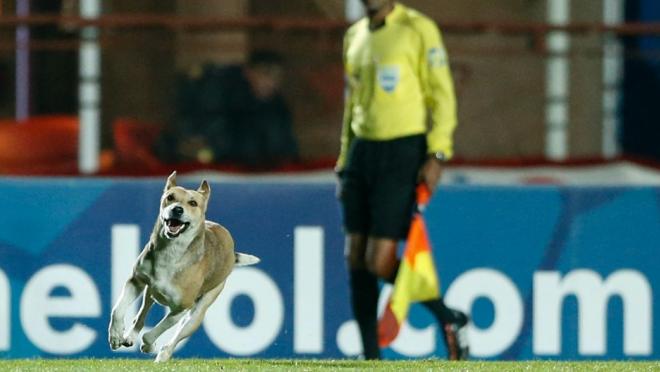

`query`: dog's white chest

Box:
[153,264,180,303]
[136,246,190,308]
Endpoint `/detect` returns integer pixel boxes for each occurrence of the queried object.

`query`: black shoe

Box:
[443,310,469,360]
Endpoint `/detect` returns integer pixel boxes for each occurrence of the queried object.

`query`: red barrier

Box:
[0,116,79,174]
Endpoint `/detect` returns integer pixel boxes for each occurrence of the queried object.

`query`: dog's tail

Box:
[235,252,260,267]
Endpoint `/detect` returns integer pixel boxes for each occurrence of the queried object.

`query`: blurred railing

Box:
[1,15,659,175]
[3,14,660,33]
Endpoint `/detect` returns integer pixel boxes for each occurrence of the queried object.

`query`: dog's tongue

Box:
[168,219,183,227]
[166,219,184,234]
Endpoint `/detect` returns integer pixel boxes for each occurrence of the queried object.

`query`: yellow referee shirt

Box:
[336,3,457,170]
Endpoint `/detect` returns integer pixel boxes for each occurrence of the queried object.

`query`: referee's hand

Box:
[335,169,345,199]
[418,157,443,194]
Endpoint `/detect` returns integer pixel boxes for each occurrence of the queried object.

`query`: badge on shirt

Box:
[428,47,448,68]
[377,65,400,93]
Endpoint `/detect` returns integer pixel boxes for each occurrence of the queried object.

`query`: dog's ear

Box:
[197,180,211,198]
[165,171,177,190]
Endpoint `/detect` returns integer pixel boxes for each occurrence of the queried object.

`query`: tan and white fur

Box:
[108,171,259,362]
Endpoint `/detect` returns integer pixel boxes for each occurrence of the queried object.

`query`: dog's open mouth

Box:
[164,218,190,238]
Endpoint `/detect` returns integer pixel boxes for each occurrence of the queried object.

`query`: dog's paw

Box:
[155,347,173,362]
[108,324,127,350]
[122,329,138,348]
[109,333,126,350]
[140,341,155,354]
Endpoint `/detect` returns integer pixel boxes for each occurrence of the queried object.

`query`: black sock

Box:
[349,269,380,360]
[421,297,465,326]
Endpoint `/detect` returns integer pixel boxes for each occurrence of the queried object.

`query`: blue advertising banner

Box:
[0,178,657,360]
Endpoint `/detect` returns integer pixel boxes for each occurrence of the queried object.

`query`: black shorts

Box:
[339,134,427,240]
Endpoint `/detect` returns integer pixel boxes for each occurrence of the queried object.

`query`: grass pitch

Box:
[0,359,658,372]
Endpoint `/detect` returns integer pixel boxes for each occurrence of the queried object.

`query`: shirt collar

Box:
[366,2,405,31]
[385,3,405,24]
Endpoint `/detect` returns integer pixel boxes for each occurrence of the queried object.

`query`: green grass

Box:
[0,359,658,372]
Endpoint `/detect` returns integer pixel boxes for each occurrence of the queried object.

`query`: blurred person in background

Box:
[335,0,469,360]
[154,50,299,169]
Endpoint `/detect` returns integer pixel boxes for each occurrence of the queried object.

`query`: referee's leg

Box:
[365,237,399,281]
[340,138,382,359]
[345,233,381,360]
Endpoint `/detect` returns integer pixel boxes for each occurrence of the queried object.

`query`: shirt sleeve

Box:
[336,29,357,171]
[417,19,458,159]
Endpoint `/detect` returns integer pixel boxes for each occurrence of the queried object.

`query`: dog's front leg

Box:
[155,282,225,362]
[123,287,155,347]
[108,277,144,350]
[141,308,187,354]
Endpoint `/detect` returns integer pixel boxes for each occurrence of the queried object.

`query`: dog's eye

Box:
[189,200,198,207]
[166,194,175,202]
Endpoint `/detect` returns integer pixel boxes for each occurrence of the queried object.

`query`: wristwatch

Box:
[430,151,448,163]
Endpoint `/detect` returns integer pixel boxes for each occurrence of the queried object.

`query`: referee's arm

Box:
[336,31,357,172]
[418,20,458,160]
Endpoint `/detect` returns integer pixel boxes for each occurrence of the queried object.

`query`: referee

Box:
[336,0,469,360]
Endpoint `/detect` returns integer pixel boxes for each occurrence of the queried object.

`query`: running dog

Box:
[108,171,259,362]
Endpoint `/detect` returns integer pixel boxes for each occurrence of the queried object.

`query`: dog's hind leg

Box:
[141,308,187,354]
[124,287,154,347]
[155,281,226,362]
[108,278,145,350]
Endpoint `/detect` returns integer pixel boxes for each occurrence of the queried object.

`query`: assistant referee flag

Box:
[378,184,440,347]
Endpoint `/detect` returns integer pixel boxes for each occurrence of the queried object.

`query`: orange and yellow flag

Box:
[378,184,440,347]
